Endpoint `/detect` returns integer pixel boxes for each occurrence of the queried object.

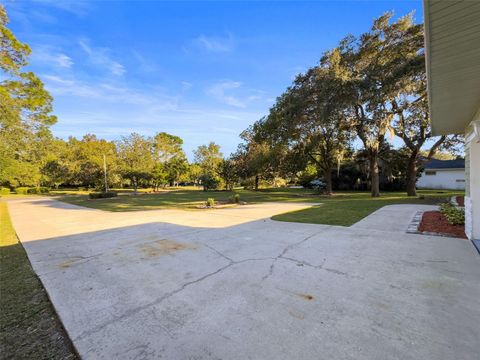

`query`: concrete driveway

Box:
[7,198,480,360]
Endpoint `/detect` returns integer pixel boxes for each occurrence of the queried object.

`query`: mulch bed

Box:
[456,196,465,207]
[419,211,467,239]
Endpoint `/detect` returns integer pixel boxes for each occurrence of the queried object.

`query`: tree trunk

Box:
[369,152,380,197]
[406,153,418,197]
[324,168,333,195]
[133,177,138,194]
[254,175,259,191]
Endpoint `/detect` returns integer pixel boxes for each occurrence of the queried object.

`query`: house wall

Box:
[417,169,465,190]
[465,136,480,240]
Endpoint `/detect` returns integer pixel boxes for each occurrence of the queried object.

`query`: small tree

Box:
[233,125,280,190]
[117,133,155,193]
[151,163,168,191]
[219,158,238,191]
[41,159,69,189]
[199,174,220,191]
[193,142,223,190]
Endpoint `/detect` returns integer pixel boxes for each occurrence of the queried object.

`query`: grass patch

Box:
[0,202,78,359]
[56,187,462,226]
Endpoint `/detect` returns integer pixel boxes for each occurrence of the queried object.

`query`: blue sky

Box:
[6,0,423,159]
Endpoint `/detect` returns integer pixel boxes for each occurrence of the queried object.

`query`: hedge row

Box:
[13,187,50,195]
[88,191,118,199]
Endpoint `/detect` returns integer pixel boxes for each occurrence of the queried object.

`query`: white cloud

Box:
[31,46,74,68]
[79,38,126,76]
[131,50,157,73]
[42,74,178,109]
[32,0,90,16]
[207,80,261,108]
[55,53,74,68]
[193,33,235,53]
[181,81,193,91]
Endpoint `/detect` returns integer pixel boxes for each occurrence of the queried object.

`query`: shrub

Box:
[78,187,86,192]
[0,187,10,195]
[27,187,50,194]
[233,193,240,203]
[439,203,465,225]
[14,187,30,195]
[88,191,118,199]
[199,174,221,191]
[240,177,256,190]
[227,193,240,204]
[309,179,326,192]
[206,198,215,207]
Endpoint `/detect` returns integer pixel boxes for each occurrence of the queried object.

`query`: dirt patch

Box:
[456,196,465,207]
[138,239,194,258]
[419,211,467,239]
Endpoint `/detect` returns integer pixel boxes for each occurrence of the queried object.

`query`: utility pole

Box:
[103,154,108,192]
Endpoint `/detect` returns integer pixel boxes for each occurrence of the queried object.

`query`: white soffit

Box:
[424,0,480,135]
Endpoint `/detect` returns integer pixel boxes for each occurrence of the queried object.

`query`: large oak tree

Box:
[327,12,424,196]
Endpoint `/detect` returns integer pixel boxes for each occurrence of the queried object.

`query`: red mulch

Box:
[456,196,465,207]
[419,211,467,239]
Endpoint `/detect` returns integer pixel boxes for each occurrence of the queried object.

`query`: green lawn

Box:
[0,202,78,360]
[57,188,462,226]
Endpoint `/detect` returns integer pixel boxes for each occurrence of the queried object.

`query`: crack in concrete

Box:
[203,243,234,262]
[279,256,325,269]
[322,267,363,280]
[73,245,277,342]
[54,228,328,342]
[261,231,323,281]
[73,260,235,341]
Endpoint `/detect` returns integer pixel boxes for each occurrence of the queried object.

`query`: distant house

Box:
[417,159,465,190]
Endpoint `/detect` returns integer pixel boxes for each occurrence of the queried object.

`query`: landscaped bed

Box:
[419,210,467,239]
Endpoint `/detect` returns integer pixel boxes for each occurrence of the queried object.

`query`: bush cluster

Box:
[231,193,240,204]
[0,187,10,195]
[206,198,215,207]
[309,179,326,192]
[28,187,50,194]
[88,191,118,199]
[14,187,50,194]
[439,203,465,225]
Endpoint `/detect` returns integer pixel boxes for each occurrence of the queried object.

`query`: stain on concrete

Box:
[138,239,194,258]
[375,302,391,310]
[289,311,305,320]
[295,293,314,301]
[57,257,83,269]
